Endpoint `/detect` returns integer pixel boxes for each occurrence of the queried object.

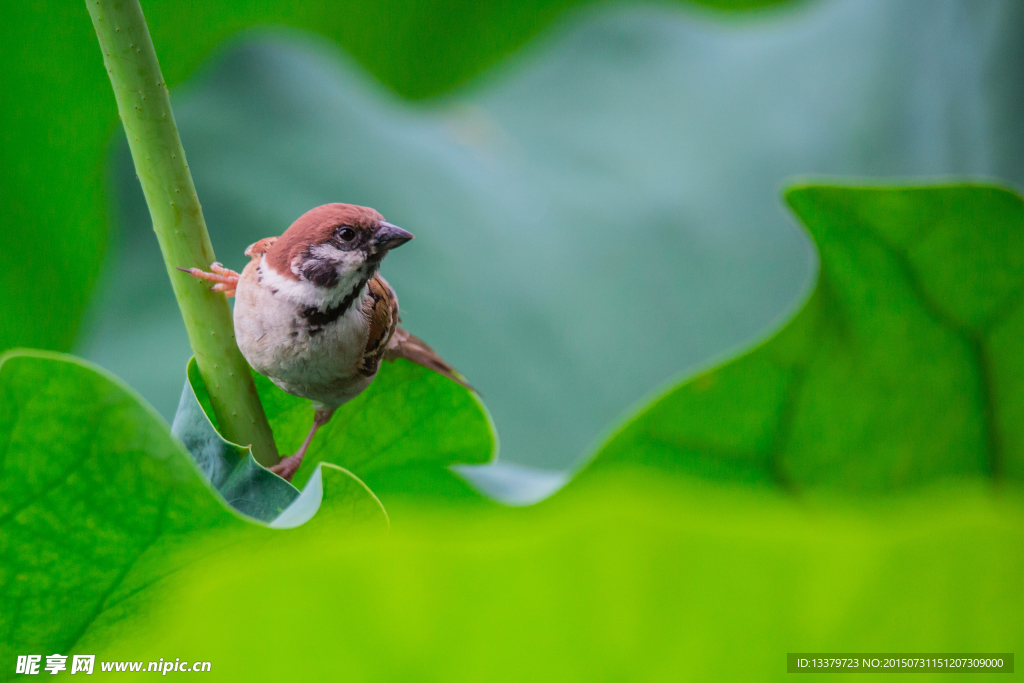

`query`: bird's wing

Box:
[359,273,400,375]
[244,236,279,259]
[361,273,474,391]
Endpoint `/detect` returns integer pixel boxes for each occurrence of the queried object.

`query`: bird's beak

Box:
[372,221,414,252]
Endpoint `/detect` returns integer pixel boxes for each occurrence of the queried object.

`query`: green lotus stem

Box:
[86,0,280,467]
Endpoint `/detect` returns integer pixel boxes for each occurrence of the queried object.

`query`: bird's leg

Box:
[177,262,240,297]
[269,408,336,482]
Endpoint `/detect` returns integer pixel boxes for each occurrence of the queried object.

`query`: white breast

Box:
[233,258,373,410]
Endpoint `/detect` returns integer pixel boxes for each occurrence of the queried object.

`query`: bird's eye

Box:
[338,228,355,241]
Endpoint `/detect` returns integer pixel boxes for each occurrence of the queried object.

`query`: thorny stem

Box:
[86,0,280,466]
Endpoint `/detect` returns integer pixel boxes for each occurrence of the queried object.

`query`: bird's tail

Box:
[385,327,476,393]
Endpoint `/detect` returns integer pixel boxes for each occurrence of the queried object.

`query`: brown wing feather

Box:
[244,236,279,259]
[385,327,475,392]
[360,274,399,375]
[362,273,474,391]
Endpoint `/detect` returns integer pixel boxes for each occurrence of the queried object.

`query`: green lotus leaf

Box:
[250,358,497,506]
[171,358,299,522]
[0,350,386,671]
[583,184,1024,491]
[177,350,497,510]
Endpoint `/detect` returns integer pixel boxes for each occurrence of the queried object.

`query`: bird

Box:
[180,203,470,481]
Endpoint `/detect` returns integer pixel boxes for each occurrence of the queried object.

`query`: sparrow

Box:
[180,203,470,481]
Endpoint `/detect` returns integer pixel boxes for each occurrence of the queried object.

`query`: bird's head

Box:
[256,203,413,308]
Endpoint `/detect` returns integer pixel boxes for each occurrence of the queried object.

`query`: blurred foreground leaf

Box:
[80,478,1024,680]
[586,185,1024,490]
[0,351,386,669]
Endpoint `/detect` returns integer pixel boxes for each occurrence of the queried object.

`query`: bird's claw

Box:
[178,262,240,297]
[269,452,307,482]
[268,408,333,482]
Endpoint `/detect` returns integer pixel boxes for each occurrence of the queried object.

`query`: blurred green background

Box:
[4,0,1024,476]
[3,1,1024,678]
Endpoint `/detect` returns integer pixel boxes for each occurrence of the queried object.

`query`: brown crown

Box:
[262,203,385,280]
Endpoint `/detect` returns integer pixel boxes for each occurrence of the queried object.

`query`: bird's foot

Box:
[269,452,305,482]
[178,262,240,297]
[268,408,335,482]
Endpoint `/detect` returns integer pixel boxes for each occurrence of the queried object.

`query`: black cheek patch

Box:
[300,258,339,289]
